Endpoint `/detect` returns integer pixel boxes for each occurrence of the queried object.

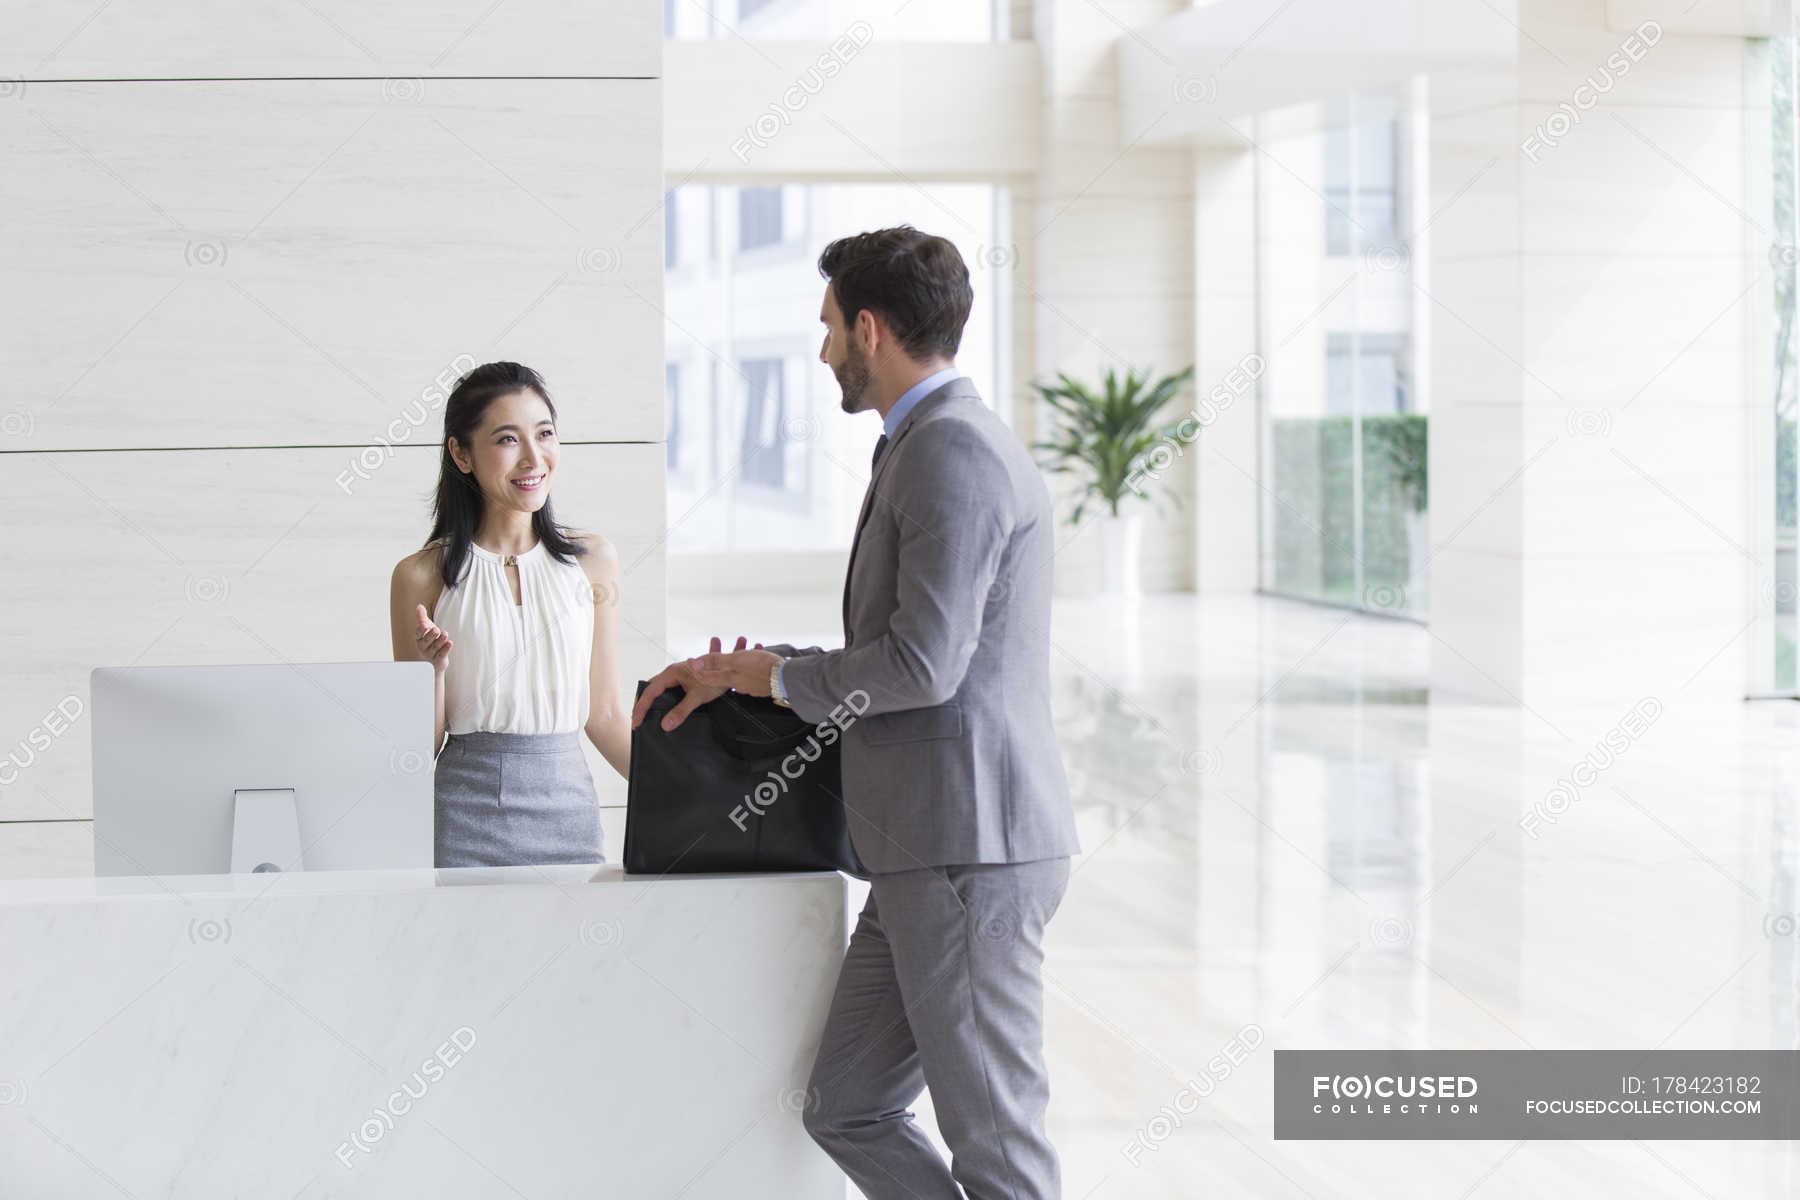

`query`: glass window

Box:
[738,187,785,253]
[1258,101,1427,619]
[1324,120,1400,256]
[1761,15,1799,692]
[1326,332,1410,416]
[662,182,1010,554]
[738,357,790,489]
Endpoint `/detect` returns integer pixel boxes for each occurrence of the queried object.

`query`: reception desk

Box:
[0,864,849,1198]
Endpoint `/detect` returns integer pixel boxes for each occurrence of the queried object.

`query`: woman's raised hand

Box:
[415,603,453,673]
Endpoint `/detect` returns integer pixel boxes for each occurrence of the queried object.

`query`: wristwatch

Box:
[769,658,791,708]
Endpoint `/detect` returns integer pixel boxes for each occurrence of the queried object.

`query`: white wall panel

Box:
[1,79,664,449]
[662,40,1039,178]
[1,0,660,80]
[0,821,92,878]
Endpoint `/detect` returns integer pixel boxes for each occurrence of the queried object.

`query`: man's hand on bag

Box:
[633,635,755,732]
[688,647,782,698]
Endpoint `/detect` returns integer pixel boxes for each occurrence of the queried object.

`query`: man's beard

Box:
[834,345,871,413]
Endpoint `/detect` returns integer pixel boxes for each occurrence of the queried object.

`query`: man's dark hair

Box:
[818,226,973,361]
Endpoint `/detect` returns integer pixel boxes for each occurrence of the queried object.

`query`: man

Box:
[631,226,1080,1198]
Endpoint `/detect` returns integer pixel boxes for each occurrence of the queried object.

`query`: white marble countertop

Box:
[0,863,847,904]
[0,860,849,1196]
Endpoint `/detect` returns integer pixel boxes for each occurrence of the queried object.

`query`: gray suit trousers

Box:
[803,856,1071,1199]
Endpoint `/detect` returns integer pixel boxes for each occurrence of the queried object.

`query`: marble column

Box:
[1426,1,1757,710]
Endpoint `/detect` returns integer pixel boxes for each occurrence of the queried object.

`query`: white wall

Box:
[0,3,667,875]
[1029,0,1200,595]
[1425,4,1755,707]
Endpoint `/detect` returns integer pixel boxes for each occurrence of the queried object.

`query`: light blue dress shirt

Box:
[776,365,963,701]
[881,365,963,438]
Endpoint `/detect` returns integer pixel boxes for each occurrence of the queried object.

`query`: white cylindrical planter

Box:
[1403,505,1429,613]
[1094,511,1144,598]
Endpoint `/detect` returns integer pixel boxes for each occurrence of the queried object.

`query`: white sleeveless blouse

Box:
[431,538,593,735]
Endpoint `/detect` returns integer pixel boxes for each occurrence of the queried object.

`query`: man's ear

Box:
[854,306,881,356]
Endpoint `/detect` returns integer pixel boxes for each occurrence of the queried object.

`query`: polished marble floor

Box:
[671,588,1800,1199]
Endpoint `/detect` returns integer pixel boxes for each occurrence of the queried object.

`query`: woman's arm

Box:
[578,535,631,780]
[389,549,450,756]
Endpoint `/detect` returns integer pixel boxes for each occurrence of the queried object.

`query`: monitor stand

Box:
[231,788,303,873]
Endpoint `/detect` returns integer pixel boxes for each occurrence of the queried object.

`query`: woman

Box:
[388,361,628,867]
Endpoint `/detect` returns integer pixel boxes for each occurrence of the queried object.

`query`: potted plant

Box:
[1032,365,1196,596]
[1366,355,1428,612]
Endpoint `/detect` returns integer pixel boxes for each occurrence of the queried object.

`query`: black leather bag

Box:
[624,681,867,877]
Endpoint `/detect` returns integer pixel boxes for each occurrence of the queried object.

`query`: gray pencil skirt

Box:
[433,730,604,868]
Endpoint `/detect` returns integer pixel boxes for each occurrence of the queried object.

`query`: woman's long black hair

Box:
[426,361,587,590]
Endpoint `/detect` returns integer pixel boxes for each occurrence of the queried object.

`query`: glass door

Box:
[1257,95,1428,618]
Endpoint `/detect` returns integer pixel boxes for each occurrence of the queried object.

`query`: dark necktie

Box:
[847,434,891,646]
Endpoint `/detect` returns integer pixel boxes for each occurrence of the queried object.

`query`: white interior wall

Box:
[0,3,667,875]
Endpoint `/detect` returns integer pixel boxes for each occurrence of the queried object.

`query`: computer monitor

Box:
[91,662,435,875]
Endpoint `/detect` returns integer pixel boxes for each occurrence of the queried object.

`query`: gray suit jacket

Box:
[763,376,1081,874]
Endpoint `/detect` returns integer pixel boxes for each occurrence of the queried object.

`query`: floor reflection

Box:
[673,589,1800,1197]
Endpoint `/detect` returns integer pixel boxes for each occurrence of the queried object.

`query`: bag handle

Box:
[709,695,815,761]
[633,681,815,762]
